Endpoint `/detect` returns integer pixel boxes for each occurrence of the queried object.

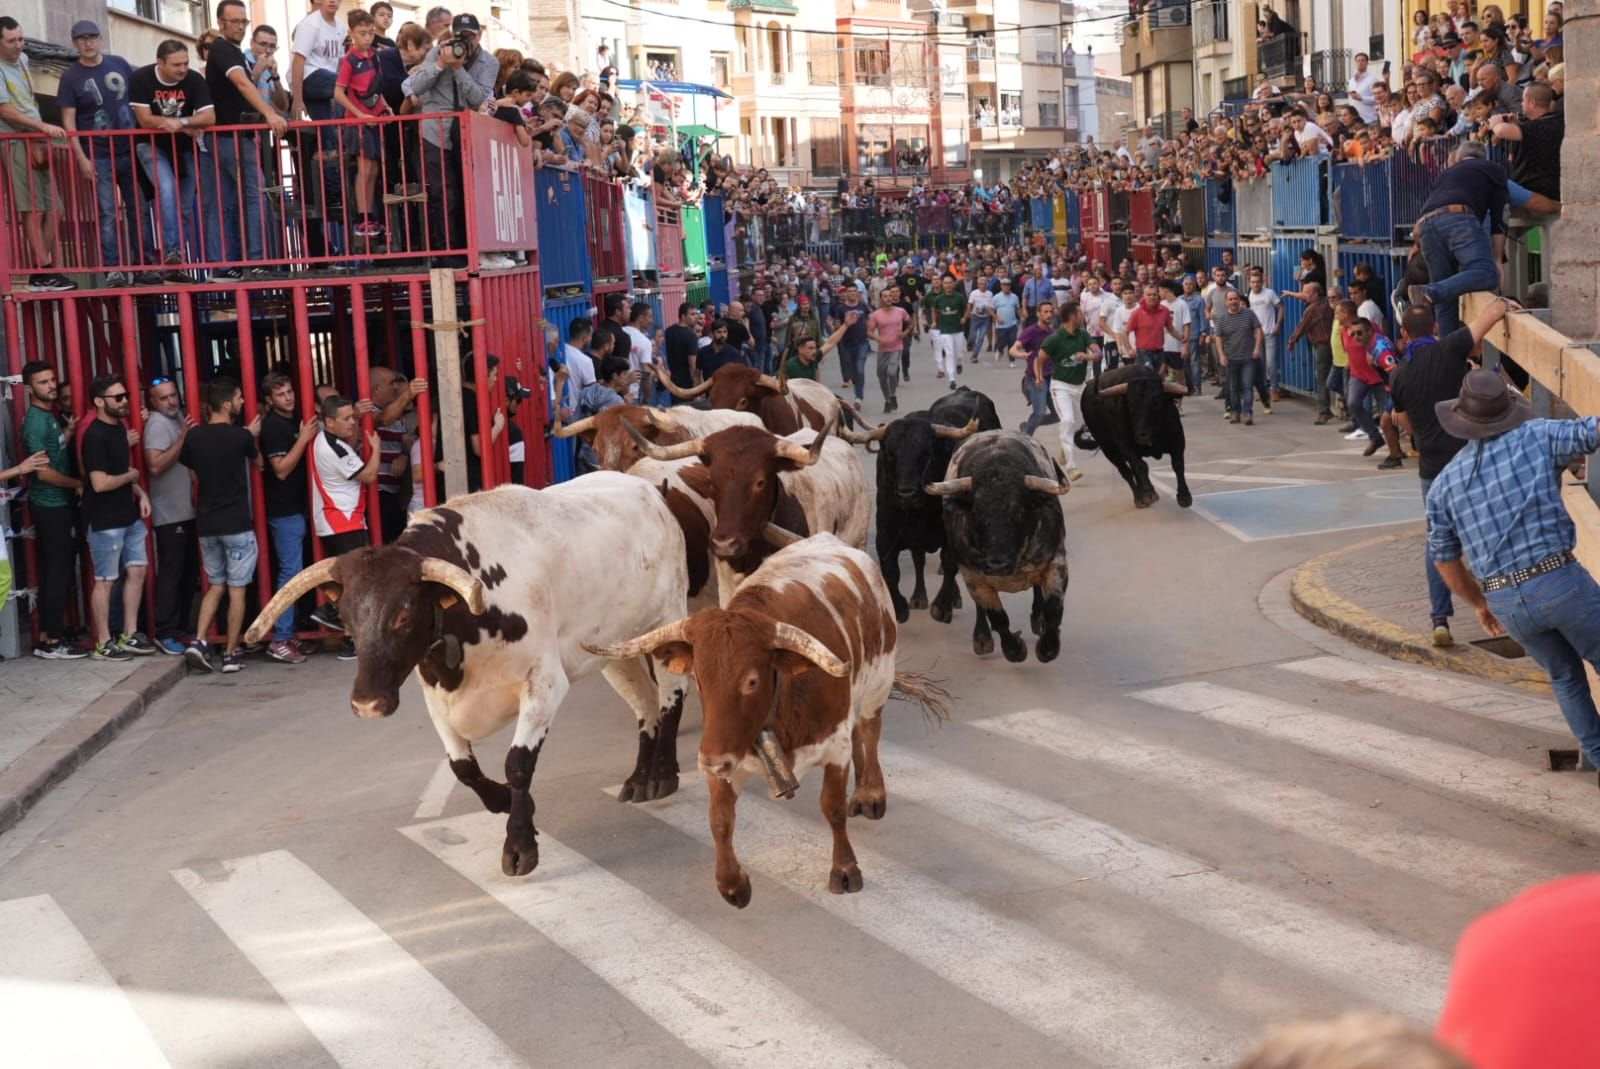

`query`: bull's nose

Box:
[351,697,394,719]
[711,537,745,558]
[699,754,737,780]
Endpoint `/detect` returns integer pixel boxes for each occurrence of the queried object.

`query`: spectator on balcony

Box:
[248,26,288,117]
[82,374,155,661]
[1290,108,1333,155]
[129,40,215,285]
[1347,52,1381,123]
[423,5,451,39]
[142,377,198,656]
[403,14,494,266]
[208,1,289,279]
[332,9,390,242]
[1258,7,1295,43]
[57,22,148,288]
[289,0,345,132]
[369,1,395,49]
[0,19,76,292]
[1492,83,1563,207]
[1475,61,1521,116]
[1413,9,1434,52]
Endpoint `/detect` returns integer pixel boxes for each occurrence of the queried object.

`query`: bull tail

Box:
[891,670,953,726]
[1073,428,1100,453]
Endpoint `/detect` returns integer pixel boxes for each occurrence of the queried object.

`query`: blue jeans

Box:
[1418,477,1453,623]
[92,145,151,268]
[1347,376,1383,443]
[136,142,197,257]
[1418,210,1500,335]
[967,316,991,354]
[843,342,869,401]
[995,324,1018,356]
[1483,564,1600,767]
[1327,364,1347,412]
[192,137,224,263]
[1262,333,1280,392]
[1137,348,1164,371]
[1227,358,1256,415]
[215,134,265,261]
[1022,378,1051,434]
[267,513,306,643]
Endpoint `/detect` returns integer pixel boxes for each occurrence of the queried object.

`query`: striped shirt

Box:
[376,419,406,495]
[1426,417,1600,578]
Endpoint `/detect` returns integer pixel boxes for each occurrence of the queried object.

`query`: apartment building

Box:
[950,0,1071,183]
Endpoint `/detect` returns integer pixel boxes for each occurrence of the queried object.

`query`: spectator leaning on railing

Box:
[129,39,215,285]
[402,13,495,265]
[57,22,145,288]
[0,18,76,291]
[209,0,289,279]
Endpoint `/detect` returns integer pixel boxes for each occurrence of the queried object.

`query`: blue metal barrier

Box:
[1336,241,1411,335]
[1204,177,1236,238]
[1271,236,1316,392]
[1333,160,1392,242]
[703,193,727,267]
[1234,177,1273,237]
[536,169,593,290]
[1066,192,1082,250]
[543,291,594,483]
[1270,157,1329,230]
[1030,198,1054,234]
[709,266,730,307]
[1206,237,1234,273]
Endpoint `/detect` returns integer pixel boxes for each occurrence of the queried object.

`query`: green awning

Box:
[727,0,799,13]
[677,124,730,140]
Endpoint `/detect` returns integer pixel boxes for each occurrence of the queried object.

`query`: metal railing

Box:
[1309,49,1354,93]
[1368,34,1385,61]
[1259,33,1300,79]
[1193,0,1230,46]
[1222,75,1250,100]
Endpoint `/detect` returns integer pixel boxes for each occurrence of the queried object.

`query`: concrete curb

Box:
[0,657,186,837]
[1289,532,1553,696]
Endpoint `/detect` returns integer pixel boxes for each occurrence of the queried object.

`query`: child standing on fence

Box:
[333,10,389,240]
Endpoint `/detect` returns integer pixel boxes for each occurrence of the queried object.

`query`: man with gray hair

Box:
[423,6,451,38]
[1408,140,1507,335]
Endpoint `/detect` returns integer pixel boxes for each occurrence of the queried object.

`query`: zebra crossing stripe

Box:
[977,708,1554,903]
[403,813,904,1069]
[881,742,1449,1020]
[173,850,524,1069]
[1277,656,1567,733]
[1131,682,1600,835]
[614,780,1233,1068]
[0,894,171,1068]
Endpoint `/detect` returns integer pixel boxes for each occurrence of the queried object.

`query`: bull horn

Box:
[1161,380,1189,396]
[1023,475,1071,496]
[837,425,876,447]
[756,373,789,396]
[551,413,597,439]
[932,417,981,440]
[642,407,683,434]
[419,559,488,615]
[769,622,848,677]
[923,477,974,496]
[1098,382,1131,397]
[775,429,825,467]
[763,523,804,548]
[624,419,706,461]
[660,375,715,401]
[837,397,881,432]
[584,618,691,660]
[244,557,341,645]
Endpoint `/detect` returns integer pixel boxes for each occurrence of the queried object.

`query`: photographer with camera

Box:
[401,12,496,265]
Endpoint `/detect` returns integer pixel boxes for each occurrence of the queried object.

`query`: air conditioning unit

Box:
[1154,5,1190,28]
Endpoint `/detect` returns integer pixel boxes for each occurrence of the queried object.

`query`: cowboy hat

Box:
[1435,368,1533,440]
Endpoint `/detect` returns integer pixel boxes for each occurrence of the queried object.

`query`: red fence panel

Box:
[583,173,626,287]
[1129,190,1156,238]
[656,202,685,277]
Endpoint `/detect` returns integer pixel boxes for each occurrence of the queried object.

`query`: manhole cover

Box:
[1471,635,1527,659]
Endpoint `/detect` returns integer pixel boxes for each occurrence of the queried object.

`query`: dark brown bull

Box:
[658,365,835,434]
[550,403,762,471]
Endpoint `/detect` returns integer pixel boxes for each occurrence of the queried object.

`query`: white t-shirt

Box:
[1248,287,1281,334]
[1162,298,1191,353]
[1109,301,1136,343]
[1348,69,1380,123]
[622,325,652,401]
[1357,298,1386,333]
[292,12,347,76]
[311,431,366,537]
[967,287,993,317]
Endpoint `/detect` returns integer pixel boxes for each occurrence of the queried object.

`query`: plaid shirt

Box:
[1426,417,1600,578]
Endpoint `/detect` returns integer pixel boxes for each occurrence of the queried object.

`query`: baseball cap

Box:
[1441,32,1462,46]
[70,20,102,38]
[451,13,481,34]
[504,375,533,400]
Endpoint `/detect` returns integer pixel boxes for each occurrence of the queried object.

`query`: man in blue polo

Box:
[1427,368,1600,780]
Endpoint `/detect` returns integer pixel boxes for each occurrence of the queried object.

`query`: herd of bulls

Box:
[243,361,1189,907]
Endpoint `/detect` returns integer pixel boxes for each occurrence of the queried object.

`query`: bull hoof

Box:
[973,633,995,656]
[1001,632,1028,663]
[910,593,929,610]
[1030,610,1044,637]
[501,834,540,877]
[647,774,679,802]
[719,871,753,909]
[893,601,911,624]
[848,788,887,820]
[829,864,865,895]
[618,774,651,803]
[1177,489,1193,508]
[1036,632,1061,663]
[1134,496,1153,509]
[930,600,954,625]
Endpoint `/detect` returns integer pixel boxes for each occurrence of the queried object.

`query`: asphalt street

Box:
[0,335,1590,1069]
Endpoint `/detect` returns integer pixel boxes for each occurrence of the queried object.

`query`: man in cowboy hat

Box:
[1426,367,1600,778]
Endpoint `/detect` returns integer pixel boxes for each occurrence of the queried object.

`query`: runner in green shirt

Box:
[1039,300,1100,480]
[926,275,968,385]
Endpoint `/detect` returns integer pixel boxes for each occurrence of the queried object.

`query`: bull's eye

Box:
[740,671,760,694]
[753,476,766,491]
[735,398,749,410]
[393,609,410,631]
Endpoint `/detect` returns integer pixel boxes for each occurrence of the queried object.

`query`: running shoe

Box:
[267,640,307,664]
[117,632,157,656]
[92,642,133,662]
[221,651,245,674]
[184,640,215,674]
[157,637,186,656]
[33,641,88,660]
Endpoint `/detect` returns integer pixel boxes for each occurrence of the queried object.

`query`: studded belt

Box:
[1481,551,1577,593]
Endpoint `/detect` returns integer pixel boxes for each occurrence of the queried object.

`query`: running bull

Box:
[1074,364,1193,510]
[925,431,1071,663]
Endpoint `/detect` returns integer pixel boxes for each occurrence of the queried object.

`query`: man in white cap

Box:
[1427,366,1600,779]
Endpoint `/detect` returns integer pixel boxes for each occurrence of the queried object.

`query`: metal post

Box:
[408,281,438,508]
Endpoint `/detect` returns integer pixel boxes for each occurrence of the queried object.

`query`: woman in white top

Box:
[1390,84,1417,146]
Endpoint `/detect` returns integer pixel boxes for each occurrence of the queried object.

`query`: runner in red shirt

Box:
[1336,300,1385,456]
[333,10,390,238]
[1125,285,1181,374]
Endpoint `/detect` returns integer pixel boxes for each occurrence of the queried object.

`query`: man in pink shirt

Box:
[868,287,912,413]
[1126,285,1181,372]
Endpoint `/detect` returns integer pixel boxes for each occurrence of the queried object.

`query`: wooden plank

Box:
[429,269,470,502]
[1463,292,1600,416]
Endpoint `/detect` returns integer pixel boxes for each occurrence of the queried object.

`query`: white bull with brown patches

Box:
[243,474,693,878]
[549,403,763,472]
[590,534,945,908]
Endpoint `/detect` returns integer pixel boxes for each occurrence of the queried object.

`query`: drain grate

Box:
[1470,635,1528,659]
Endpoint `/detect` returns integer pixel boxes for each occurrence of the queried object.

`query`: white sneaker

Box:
[1345,428,1369,440]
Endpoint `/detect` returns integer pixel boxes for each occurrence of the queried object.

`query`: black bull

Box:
[1073,365,1193,509]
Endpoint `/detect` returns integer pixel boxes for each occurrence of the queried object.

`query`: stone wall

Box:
[1551,0,1599,340]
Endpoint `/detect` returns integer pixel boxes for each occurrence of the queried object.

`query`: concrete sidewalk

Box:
[1290,525,1552,693]
[0,653,186,835]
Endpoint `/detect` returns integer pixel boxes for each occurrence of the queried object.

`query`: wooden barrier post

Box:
[428,269,471,501]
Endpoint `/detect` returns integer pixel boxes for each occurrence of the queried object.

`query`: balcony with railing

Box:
[1222,75,1250,101]
[1193,0,1229,47]
[1031,48,1060,65]
[1368,34,1385,60]
[1259,32,1301,80]
[1309,49,1352,92]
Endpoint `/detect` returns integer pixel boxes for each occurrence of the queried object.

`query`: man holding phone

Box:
[1347,53,1382,124]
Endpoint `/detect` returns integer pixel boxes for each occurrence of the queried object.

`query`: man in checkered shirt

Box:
[1427,367,1600,780]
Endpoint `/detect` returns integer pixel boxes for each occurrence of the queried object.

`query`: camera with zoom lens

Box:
[447,34,470,58]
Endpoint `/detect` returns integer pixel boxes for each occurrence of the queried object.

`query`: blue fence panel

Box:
[1206,236,1235,273]
[1333,159,1392,243]
[1271,236,1317,393]
[1204,177,1235,238]
[1336,241,1412,336]
[622,186,656,276]
[709,266,730,307]
[1066,193,1082,249]
[1029,198,1053,233]
[1390,140,1450,241]
[1234,177,1273,238]
[542,292,594,484]
[1270,157,1329,230]
[703,194,727,265]
[536,169,593,291]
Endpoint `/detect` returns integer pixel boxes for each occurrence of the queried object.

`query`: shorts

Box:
[355,124,382,161]
[201,530,260,587]
[6,141,61,213]
[87,520,150,581]
[1162,349,1186,370]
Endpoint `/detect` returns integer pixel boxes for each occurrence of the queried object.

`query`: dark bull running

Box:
[1074,364,1193,510]
[925,430,1071,663]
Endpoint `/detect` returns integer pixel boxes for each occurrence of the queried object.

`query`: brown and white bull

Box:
[625,421,871,605]
[549,403,763,472]
[589,534,943,909]
[659,365,842,436]
[243,474,693,877]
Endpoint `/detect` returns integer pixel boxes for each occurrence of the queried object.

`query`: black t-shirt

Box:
[896,272,926,311]
[1389,327,1474,480]
[597,322,631,368]
[461,387,485,493]
[205,38,254,127]
[1512,112,1563,201]
[259,411,308,518]
[82,419,138,532]
[724,318,751,350]
[831,302,869,345]
[493,103,525,129]
[180,422,259,535]
[129,65,214,163]
[664,323,700,388]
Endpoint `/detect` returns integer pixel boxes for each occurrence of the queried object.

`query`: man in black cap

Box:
[504,374,532,485]
[1426,367,1600,779]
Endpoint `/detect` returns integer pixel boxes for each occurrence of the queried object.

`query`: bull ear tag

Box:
[437,593,460,610]
[430,598,464,670]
